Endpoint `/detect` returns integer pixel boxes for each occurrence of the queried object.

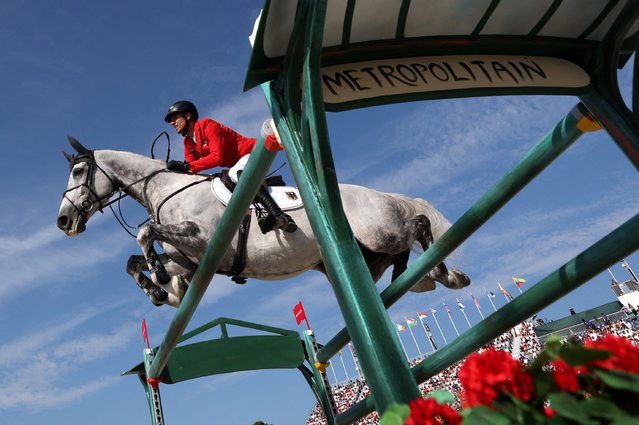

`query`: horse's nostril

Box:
[57,216,68,228]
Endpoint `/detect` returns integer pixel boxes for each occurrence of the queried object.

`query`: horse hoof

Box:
[148,287,168,305]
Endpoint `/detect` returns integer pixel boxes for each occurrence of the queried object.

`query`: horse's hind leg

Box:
[126,255,181,308]
[412,215,470,290]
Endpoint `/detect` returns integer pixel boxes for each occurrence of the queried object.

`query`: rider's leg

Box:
[254,185,297,234]
[231,154,297,234]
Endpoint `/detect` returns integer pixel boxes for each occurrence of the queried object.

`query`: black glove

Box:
[167,160,190,173]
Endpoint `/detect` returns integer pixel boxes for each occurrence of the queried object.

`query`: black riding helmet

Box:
[164,100,199,123]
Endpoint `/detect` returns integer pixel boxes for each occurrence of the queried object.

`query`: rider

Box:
[164,100,297,234]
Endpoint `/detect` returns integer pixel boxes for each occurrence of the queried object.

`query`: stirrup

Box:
[258,213,297,234]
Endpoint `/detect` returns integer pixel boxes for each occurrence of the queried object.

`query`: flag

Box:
[444,304,452,315]
[293,301,307,326]
[471,294,480,308]
[418,312,428,321]
[498,282,514,300]
[141,318,150,349]
[513,276,526,287]
[396,323,406,331]
[430,308,438,317]
[405,317,418,327]
[485,288,496,298]
[456,298,465,311]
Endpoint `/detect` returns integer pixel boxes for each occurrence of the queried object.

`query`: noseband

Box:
[62,151,117,220]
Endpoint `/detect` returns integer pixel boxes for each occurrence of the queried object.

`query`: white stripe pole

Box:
[406,321,423,358]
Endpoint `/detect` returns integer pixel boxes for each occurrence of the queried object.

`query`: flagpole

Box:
[339,352,349,381]
[456,298,472,328]
[484,287,497,311]
[431,309,447,344]
[395,329,409,361]
[406,319,423,359]
[471,294,485,320]
[460,308,472,328]
[498,282,511,303]
[349,344,362,380]
[608,268,619,282]
[330,360,338,384]
[444,304,460,336]
[419,315,437,352]
[513,277,523,294]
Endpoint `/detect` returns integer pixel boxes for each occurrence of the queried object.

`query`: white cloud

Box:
[0,307,136,410]
[204,89,271,137]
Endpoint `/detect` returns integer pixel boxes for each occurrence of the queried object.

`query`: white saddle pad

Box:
[211,177,303,211]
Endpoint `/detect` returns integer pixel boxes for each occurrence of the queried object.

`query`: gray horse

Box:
[56,137,470,307]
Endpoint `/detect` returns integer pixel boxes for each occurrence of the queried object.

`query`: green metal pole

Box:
[336,211,639,424]
[317,103,595,364]
[412,211,639,383]
[264,0,422,413]
[580,90,639,171]
[147,124,279,380]
[269,85,422,412]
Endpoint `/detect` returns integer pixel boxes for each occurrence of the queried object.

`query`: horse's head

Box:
[57,136,116,236]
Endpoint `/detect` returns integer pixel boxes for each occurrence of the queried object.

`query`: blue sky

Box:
[2,1,639,424]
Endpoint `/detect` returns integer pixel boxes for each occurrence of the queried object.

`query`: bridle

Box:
[62,150,118,222]
[62,148,210,238]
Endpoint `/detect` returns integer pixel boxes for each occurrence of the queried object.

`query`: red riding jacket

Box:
[183,118,256,174]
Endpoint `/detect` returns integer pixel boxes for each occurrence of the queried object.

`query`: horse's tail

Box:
[383,192,451,241]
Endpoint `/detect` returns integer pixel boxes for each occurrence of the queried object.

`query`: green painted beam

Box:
[147,128,279,380]
[317,103,593,364]
[264,0,422,415]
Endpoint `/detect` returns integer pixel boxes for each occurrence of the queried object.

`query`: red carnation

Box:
[405,398,462,425]
[551,358,581,392]
[459,349,534,408]
[584,334,639,374]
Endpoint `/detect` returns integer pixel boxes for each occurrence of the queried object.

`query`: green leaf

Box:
[492,398,524,422]
[580,397,630,421]
[548,393,598,425]
[462,405,512,425]
[380,403,410,425]
[593,368,639,392]
[503,392,548,423]
[558,344,610,367]
[425,389,455,405]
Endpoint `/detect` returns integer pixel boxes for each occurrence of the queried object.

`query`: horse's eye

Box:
[72,167,84,177]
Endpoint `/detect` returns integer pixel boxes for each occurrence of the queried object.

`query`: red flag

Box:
[142,318,150,349]
[293,301,310,329]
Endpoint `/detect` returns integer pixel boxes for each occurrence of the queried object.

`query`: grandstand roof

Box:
[533,300,623,337]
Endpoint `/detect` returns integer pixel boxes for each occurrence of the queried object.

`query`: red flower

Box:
[405,398,462,425]
[459,349,534,408]
[551,358,581,392]
[543,407,556,418]
[584,334,639,374]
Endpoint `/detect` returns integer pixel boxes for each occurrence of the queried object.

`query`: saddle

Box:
[211,171,303,211]
[213,171,303,284]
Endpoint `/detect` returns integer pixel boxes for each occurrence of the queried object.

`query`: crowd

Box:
[303,311,639,425]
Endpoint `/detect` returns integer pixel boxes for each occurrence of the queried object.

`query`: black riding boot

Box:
[255,185,297,234]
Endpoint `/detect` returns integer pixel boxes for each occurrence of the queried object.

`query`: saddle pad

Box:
[211,177,303,211]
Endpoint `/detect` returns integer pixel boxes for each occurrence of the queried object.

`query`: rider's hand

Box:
[167,160,190,173]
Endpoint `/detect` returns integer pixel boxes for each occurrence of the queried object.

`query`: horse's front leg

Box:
[126,255,175,307]
[136,221,203,287]
[126,254,194,308]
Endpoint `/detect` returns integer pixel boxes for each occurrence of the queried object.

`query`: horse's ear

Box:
[67,135,89,154]
[62,151,73,162]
